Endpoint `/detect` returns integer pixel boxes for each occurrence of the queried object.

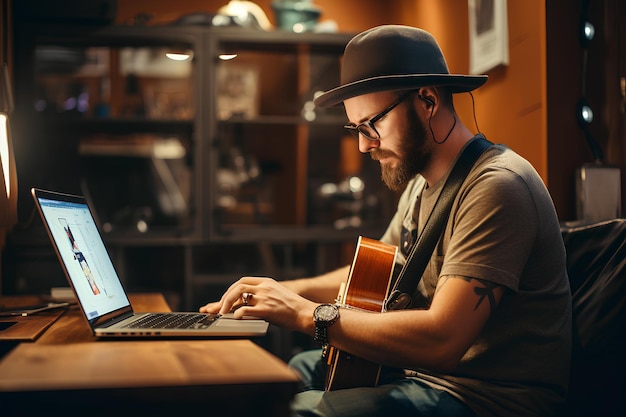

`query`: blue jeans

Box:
[289,350,475,417]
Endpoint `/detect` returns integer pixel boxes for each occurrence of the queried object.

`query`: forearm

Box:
[305,276,504,372]
[324,308,455,371]
[281,265,350,303]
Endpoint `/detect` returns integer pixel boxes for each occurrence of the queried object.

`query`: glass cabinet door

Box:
[15,25,202,239]
[14,25,396,244]
[209,31,396,240]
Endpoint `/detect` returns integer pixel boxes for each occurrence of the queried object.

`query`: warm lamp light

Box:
[0,111,17,242]
[218,53,237,61]
[165,50,194,61]
[0,110,17,296]
[0,114,12,197]
[1,9,18,293]
[0,63,18,296]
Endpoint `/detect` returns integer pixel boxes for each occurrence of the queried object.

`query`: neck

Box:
[421,122,476,187]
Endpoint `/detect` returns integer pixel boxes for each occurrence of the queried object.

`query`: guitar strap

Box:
[384,135,493,311]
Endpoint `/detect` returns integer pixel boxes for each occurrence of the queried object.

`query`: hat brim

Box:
[314,74,488,108]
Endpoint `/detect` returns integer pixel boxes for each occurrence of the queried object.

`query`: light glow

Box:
[580,105,594,124]
[583,22,595,41]
[0,113,11,198]
[218,54,238,61]
[165,52,193,61]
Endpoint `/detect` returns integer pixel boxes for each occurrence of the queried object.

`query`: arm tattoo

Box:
[472,279,498,313]
[437,276,499,315]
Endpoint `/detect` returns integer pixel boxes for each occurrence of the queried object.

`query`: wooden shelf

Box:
[36,117,194,135]
[218,114,346,126]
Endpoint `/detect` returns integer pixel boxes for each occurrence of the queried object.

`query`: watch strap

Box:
[314,326,328,344]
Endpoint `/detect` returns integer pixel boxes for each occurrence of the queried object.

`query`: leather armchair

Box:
[560,219,626,416]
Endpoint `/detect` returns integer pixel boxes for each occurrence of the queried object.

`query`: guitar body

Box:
[325,236,398,391]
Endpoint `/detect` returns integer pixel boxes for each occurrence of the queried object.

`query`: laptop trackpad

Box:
[220,313,264,320]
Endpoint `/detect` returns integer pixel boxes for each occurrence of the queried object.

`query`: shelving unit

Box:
[7,22,396,311]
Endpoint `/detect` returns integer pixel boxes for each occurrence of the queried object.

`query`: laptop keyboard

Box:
[122,313,219,330]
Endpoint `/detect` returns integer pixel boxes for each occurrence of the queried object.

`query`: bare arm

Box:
[199,265,349,314]
[280,265,350,303]
[200,273,504,372]
[322,275,505,371]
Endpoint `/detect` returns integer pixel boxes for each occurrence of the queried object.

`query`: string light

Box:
[577,1,603,163]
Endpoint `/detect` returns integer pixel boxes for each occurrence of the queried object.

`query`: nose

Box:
[358,134,379,153]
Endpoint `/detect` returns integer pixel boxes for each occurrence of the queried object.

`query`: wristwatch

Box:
[313,303,340,345]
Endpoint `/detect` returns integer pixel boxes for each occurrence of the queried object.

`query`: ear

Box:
[417,95,435,108]
[417,87,438,109]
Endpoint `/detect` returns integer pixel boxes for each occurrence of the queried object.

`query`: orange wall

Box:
[408,0,547,183]
[115,0,548,182]
[115,0,396,29]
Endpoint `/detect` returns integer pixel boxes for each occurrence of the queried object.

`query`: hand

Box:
[199,276,317,331]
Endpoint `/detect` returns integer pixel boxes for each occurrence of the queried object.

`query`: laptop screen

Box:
[36,193,131,321]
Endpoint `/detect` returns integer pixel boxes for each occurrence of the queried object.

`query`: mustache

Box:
[370,149,398,161]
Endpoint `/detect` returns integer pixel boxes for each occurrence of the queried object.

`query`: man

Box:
[201,25,572,417]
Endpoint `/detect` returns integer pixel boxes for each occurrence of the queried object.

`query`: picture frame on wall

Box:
[216,63,259,120]
[468,0,509,74]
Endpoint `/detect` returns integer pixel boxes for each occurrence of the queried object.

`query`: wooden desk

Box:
[0,298,66,343]
[0,293,300,417]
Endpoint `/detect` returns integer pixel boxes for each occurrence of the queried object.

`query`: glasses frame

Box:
[343,90,416,140]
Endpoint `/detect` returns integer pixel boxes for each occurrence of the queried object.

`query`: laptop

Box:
[31,187,269,338]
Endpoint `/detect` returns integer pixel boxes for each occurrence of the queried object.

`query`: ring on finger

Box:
[242,292,252,305]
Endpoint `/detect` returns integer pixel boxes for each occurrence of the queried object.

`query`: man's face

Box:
[344,91,432,192]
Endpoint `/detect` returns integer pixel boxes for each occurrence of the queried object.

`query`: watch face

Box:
[315,304,338,321]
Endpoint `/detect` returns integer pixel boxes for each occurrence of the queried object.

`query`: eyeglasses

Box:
[343,90,415,140]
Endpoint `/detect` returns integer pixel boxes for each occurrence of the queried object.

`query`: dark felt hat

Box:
[314,25,488,108]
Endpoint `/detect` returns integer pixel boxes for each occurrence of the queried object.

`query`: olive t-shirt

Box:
[380,139,572,417]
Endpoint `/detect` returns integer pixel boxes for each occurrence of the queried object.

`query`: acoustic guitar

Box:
[324,236,398,391]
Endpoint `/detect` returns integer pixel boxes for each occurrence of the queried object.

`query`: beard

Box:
[373,105,431,192]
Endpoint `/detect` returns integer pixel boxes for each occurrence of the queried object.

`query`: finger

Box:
[200,279,243,314]
[242,292,253,306]
[199,302,220,313]
[230,304,254,319]
[222,276,276,312]
[218,284,256,315]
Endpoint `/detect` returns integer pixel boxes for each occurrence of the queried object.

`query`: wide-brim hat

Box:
[314,25,488,108]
